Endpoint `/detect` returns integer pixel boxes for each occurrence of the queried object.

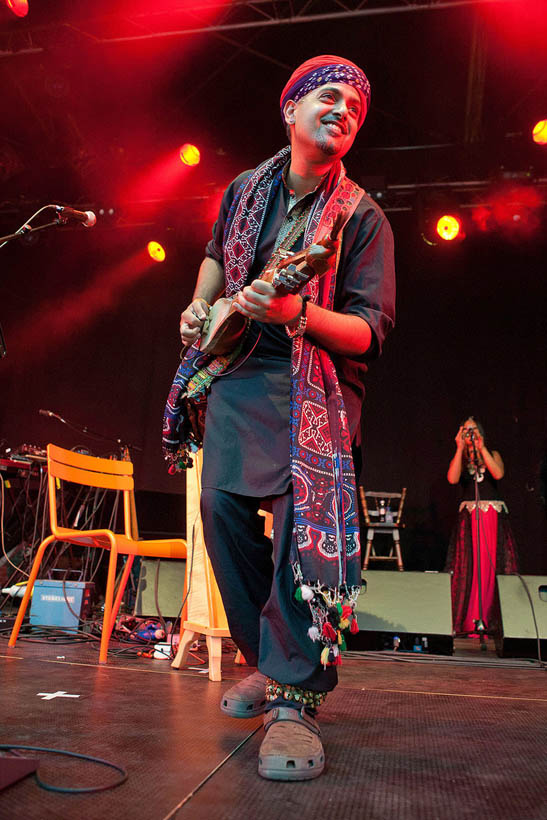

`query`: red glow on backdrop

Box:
[147,241,166,262]
[179,144,200,166]
[5,0,28,17]
[436,215,463,242]
[9,249,161,363]
[471,205,491,234]
[472,185,543,238]
[97,0,228,40]
[122,145,201,209]
[114,0,226,18]
[532,120,547,145]
[491,186,542,234]
[480,1,546,56]
[205,186,226,228]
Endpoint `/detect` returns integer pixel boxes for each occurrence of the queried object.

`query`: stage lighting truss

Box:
[0,2,496,56]
[375,175,545,247]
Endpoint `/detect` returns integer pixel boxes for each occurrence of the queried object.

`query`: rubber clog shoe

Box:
[258,706,325,781]
[220,671,268,718]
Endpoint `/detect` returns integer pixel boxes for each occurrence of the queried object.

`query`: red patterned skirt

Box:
[445,502,519,635]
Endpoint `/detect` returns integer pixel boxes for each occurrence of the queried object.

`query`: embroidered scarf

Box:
[162,146,364,663]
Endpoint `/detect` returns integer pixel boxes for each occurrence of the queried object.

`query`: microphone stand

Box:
[39,409,142,460]
[470,434,488,652]
[0,220,63,248]
[0,204,63,251]
[1,205,83,358]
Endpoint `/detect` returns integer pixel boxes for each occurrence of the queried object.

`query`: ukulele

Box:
[196,212,345,356]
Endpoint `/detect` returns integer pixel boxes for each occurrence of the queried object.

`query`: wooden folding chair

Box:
[8,443,187,664]
[359,487,407,571]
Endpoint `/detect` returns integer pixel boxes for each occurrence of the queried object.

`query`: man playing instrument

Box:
[165,55,395,780]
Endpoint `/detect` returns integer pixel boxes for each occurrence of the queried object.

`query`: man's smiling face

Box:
[286,82,364,161]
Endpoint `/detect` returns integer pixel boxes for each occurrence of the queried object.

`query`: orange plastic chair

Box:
[8,444,187,664]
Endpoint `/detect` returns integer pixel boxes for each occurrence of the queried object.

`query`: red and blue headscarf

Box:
[280,55,371,129]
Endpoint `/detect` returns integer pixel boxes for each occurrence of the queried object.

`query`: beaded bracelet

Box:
[285,295,310,338]
[265,678,327,708]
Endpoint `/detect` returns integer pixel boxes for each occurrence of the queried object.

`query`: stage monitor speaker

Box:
[134,558,186,619]
[351,570,454,655]
[495,575,547,659]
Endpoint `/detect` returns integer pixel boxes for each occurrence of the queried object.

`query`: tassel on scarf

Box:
[294,574,361,667]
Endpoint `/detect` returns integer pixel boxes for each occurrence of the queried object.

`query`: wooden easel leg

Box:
[171,628,197,669]
[206,635,223,682]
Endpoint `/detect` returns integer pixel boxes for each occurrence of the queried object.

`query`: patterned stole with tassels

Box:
[162,147,365,666]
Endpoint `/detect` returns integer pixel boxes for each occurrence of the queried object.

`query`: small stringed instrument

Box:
[195,212,346,356]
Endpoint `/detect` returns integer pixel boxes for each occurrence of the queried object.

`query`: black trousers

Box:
[201,486,337,692]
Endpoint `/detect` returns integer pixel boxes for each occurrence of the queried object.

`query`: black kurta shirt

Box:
[201,166,395,497]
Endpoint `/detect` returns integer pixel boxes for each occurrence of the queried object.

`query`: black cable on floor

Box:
[0,745,127,793]
[0,625,101,644]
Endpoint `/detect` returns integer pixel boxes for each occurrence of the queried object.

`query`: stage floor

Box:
[0,636,546,820]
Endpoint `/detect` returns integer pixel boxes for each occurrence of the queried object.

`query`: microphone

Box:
[39,409,65,423]
[53,206,97,227]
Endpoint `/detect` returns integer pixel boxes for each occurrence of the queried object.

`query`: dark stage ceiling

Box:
[0,0,546,232]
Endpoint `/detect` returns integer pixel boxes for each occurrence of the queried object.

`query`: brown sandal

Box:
[258,706,325,781]
[220,671,268,718]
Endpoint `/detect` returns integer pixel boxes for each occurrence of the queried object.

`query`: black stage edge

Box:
[347,630,453,656]
[495,636,547,659]
[0,637,546,820]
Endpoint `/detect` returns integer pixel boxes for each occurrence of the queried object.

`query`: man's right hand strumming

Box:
[180,297,210,346]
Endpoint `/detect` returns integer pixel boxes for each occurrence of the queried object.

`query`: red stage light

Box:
[472,184,542,239]
[491,185,542,236]
[471,205,492,233]
[5,0,28,16]
[147,241,166,263]
[179,144,200,167]
[532,119,547,146]
[436,215,462,242]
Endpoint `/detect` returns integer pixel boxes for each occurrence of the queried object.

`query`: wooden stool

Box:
[171,452,272,680]
[171,449,230,681]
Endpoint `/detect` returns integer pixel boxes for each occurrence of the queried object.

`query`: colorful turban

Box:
[280,55,371,129]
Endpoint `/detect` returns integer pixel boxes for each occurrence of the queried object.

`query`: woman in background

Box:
[445,417,518,635]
